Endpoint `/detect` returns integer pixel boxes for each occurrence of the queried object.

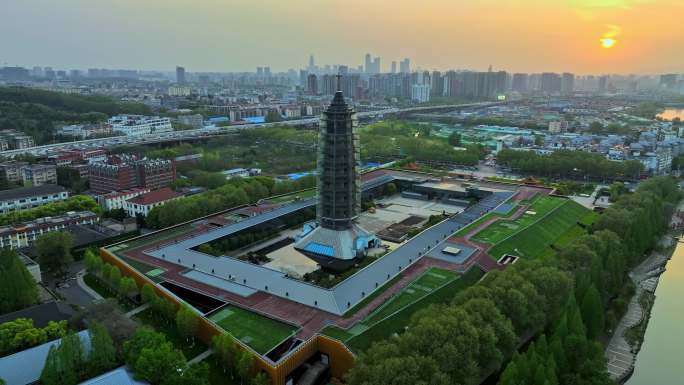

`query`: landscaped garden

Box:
[322,266,484,352]
[471,195,565,244]
[208,305,298,355]
[486,199,595,259]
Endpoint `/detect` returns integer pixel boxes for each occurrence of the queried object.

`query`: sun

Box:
[600,37,617,48]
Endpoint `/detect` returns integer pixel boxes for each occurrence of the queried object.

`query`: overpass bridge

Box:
[0,101,500,158]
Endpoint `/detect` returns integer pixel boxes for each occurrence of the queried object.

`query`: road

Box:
[0,101,499,158]
[43,260,99,309]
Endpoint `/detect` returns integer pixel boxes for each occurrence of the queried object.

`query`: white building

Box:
[168,85,192,97]
[0,185,68,214]
[98,188,151,211]
[123,188,183,218]
[411,84,431,103]
[108,115,173,136]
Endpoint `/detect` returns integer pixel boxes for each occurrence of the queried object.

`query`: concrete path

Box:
[188,348,213,365]
[75,269,103,301]
[125,303,150,318]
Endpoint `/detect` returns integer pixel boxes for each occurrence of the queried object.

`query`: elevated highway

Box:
[0,101,500,158]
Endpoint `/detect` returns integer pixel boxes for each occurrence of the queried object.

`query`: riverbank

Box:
[604,237,674,383]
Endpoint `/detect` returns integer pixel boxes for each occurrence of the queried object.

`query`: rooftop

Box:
[0,184,66,201]
[126,188,182,206]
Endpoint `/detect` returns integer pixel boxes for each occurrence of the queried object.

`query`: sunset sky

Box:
[1,0,682,74]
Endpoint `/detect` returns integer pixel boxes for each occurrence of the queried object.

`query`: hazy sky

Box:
[1,0,682,74]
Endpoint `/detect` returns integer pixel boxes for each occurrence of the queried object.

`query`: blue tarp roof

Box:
[303,242,335,257]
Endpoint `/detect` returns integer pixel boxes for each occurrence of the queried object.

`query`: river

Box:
[628,241,684,385]
[656,109,684,121]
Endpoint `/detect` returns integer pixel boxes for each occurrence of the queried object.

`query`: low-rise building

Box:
[123,188,183,217]
[99,188,150,211]
[108,115,173,136]
[0,185,68,213]
[57,123,113,139]
[0,161,28,184]
[0,211,98,249]
[21,164,57,186]
[89,154,176,195]
[0,130,35,149]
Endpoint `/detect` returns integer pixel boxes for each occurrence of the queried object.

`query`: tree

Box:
[36,231,74,279]
[165,362,210,385]
[119,277,137,299]
[384,182,397,196]
[40,332,85,385]
[265,111,283,123]
[133,342,186,385]
[88,322,116,376]
[252,372,271,385]
[213,334,239,375]
[108,265,122,287]
[235,350,254,385]
[448,132,462,146]
[124,327,167,365]
[0,249,38,314]
[580,285,605,340]
[176,304,200,344]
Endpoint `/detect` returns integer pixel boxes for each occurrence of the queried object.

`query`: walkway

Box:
[605,236,674,382]
[188,349,213,365]
[125,303,150,318]
[75,269,103,301]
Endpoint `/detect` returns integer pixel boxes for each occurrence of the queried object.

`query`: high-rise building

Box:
[660,74,678,89]
[308,55,315,71]
[598,75,609,93]
[264,67,271,77]
[176,66,186,84]
[391,61,397,74]
[256,67,264,77]
[399,58,411,74]
[561,73,575,94]
[307,74,318,95]
[373,57,381,74]
[430,71,443,97]
[540,73,562,94]
[511,73,529,92]
[364,53,372,74]
[294,77,379,270]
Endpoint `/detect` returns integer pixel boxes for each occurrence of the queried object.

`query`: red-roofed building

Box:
[123,187,183,218]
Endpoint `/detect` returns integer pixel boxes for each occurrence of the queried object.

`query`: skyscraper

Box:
[540,72,562,94]
[561,73,575,94]
[391,61,397,74]
[176,66,186,84]
[294,76,379,270]
[512,73,529,92]
[365,53,372,74]
[399,58,411,74]
[372,57,381,74]
[309,54,315,71]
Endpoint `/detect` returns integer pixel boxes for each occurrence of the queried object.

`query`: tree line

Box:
[496,149,643,181]
[0,318,67,357]
[146,175,315,229]
[0,194,100,226]
[346,176,680,385]
[0,249,38,315]
[0,86,151,145]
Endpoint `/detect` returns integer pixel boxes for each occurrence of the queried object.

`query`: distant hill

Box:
[0,86,151,145]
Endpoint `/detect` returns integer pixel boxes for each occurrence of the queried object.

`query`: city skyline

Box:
[2,0,683,74]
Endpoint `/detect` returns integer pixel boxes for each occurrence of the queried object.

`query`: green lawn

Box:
[111,225,193,254]
[342,274,403,318]
[452,199,520,238]
[83,274,136,311]
[363,268,458,326]
[472,195,565,244]
[209,306,297,354]
[487,199,592,259]
[134,308,207,360]
[320,325,355,342]
[118,255,166,283]
[346,267,485,353]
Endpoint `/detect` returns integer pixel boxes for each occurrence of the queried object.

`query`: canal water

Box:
[656,109,684,121]
[628,241,684,385]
